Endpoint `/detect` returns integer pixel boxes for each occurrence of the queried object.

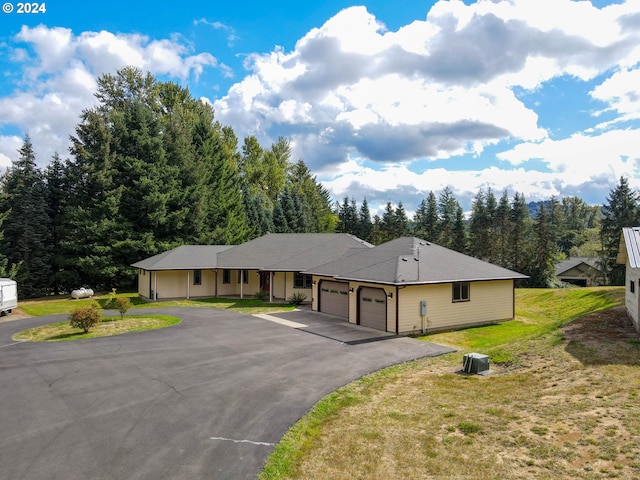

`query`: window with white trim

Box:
[452,282,470,302]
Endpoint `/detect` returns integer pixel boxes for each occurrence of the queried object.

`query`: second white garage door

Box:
[319,281,349,318]
[358,287,387,331]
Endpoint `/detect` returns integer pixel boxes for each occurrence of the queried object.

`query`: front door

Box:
[260,272,270,294]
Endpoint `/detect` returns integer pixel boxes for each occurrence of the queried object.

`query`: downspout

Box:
[269,272,273,303]
[240,269,244,299]
[214,269,218,298]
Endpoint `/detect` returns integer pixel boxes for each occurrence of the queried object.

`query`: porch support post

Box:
[154,271,158,301]
[240,269,244,299]
[187,270,190,299]
[269,272,273,303]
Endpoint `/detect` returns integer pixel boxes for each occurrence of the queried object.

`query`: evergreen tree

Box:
[508,192,532,273]
[437,187,459,249]
[494,191,511,267]
[413,198,429,239]
[394,202,409,238]
[529,202,557,287]
[337,197,358,234]
[0,136,52,297]
[379,201,397,243]
[272,202,289,233]
[287,160,335,233]
[424,191,439,242]
[44,154,75,293]
[600,176,640,284]
[469,189,490,259]
[357,198,372,242]
[244,189,274,237]
[452,205,467,253]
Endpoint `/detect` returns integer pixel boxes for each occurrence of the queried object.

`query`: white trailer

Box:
[0,278,17,316]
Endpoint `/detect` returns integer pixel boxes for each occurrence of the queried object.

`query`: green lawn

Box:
[13,314,181,342]
[19,293,295,316]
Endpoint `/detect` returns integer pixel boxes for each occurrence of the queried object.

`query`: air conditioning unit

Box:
[462,353,490,374]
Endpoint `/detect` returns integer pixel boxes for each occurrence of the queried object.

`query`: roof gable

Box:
[619,227,640,268]
[555,257,603,275]
[310,237,528,285]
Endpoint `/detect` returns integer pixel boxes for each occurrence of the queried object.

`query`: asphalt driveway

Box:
[0,308,454,480]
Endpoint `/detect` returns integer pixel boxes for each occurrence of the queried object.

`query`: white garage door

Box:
[319,281,349,318]
[359,287,387,331]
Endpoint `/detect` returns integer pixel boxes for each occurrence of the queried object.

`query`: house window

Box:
[452,282,470,302]
[223,269,231,284]
[631,280,635,294]
[294,272,313,289]
[193,269,202,286]
[237,269,249,284]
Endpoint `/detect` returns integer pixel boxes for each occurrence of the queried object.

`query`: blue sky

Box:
[0,0,639,215]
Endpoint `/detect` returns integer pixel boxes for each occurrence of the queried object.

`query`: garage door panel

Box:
[359,287,387,331]
[319,281,349,318]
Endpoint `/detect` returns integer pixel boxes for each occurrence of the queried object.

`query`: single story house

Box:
[132,233,528,334]
[617,227,640,332]
[555,257,606,286]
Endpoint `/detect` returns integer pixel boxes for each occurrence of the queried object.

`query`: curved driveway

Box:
[0,308,453,479]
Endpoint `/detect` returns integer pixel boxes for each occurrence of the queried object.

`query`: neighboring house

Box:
[555,257,605,286]
[617,227,640,333]
[132,233,527,334]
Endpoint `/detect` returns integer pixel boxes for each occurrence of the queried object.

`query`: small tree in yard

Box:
[114,297,131,319]
[69,304,101,333]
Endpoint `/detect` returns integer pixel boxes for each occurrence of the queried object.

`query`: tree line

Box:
[0,68,334,297]
[334,177,639,288]
[1,67,637,297]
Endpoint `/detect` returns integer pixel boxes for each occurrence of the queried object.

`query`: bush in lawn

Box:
[115,297,132,319]
[254,289,269,301]
[288,292,307,306]
[69,304,102,333]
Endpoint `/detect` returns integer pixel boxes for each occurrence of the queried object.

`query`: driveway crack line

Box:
[210,436,275,447]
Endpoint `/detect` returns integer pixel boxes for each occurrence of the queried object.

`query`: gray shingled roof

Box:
[217,233,373,270]
[131,245,233,270]
[555,257,603,275]
[618,227,640,268]
[309,237,528,285]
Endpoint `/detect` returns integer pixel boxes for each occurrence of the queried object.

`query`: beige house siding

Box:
[271,272,312,302]
[138,268,313,301]
[398,280,515,333]
[137,270,151,298]
[217,269,260,297]
[625,264,640,332]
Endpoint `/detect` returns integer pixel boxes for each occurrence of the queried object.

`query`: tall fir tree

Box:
[508,192,533,273]
[600,176,640,284]
[0,136,52,297]
[437,187,459,249]
[469,189,491,260]
[357,198,372,242]
[529,202,557,287]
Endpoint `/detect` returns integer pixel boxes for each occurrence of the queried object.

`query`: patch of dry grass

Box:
[262,288,640,480]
